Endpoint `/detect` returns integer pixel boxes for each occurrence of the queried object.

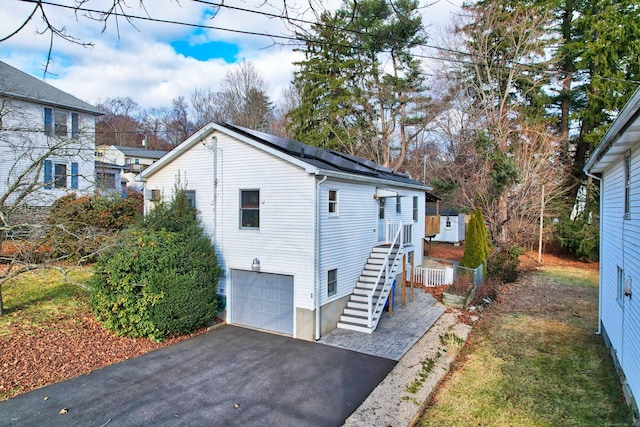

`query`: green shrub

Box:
[89,189,221,341]
[143,187,195,233]
[487,245,523,283]
[47,193,141,262]
[554,213,599,261]
[461,208,488,269]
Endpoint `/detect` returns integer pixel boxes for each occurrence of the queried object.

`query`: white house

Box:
[95,161,124,195]
[0,61,103,208]
[584,87,640,422]
[139,123,429,341]
[95,145,167,191]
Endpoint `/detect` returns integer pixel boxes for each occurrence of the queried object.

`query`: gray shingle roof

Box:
[113,145,168,160]
[0,61,103,115]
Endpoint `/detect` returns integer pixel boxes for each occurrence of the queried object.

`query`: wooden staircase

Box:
[336,244,402,333]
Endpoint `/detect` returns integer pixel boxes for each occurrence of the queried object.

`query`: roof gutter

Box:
[315,169,431,192]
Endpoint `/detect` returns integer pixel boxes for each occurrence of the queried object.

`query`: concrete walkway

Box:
[318,286,446,361]
[317,284,473,427]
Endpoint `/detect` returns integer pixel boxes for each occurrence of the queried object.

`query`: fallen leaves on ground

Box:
[0,309,206,401]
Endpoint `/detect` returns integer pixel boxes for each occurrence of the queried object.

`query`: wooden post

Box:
[410,262,414,302]
[402,253,407,307]
[538,185,545,264]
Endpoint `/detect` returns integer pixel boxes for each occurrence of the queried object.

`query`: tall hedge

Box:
[89,189,220,341]
[460,208,487,270]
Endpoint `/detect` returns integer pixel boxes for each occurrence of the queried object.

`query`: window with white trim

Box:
[328,190,339,216]
[240,190,260,229]
[396,196,401,213]
[617,266,625,306]
[185,190,196,209]
[624,152,631,220]
[327,268,337,297]
[413,196,418,222]
[445,216,452,229]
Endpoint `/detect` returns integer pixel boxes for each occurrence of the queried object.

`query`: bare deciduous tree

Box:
[0,86,100,315]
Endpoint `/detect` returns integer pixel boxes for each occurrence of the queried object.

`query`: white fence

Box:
[413,266,454,287]
[412,261,484,287]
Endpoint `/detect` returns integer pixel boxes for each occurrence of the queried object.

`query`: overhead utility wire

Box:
[15,0,550,72]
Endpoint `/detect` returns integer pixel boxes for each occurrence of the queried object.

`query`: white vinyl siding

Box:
[0,100,95,207]
[318,181,424,304]
[141,142,216,236]
[214,133,316,313]
[600,147,640,405]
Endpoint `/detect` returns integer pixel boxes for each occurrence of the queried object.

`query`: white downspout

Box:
[315,175,328,341]
[585,170,603,335]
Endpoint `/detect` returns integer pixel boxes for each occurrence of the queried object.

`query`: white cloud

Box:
[1,0,461,111]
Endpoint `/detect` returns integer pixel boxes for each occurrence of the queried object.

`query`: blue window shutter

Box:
[44,108,52,135]
[71,162,79,189]
[71,113,79,137]
[44,160,52,189]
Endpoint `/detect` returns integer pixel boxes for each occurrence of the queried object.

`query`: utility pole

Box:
[538,185,545,263]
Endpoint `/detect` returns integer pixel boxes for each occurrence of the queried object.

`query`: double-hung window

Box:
[396,196,401,213]
[44,107,69,137]
[624,152,631,220]
[44,160,78,189]
[185,190,196,209]
[240,190,260,229]
[413,196,418,222]
[328,190,339,216]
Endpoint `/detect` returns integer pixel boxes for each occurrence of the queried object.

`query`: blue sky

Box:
[0,0,461,110]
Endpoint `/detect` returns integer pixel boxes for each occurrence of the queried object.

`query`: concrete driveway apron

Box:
[0,325,395,427]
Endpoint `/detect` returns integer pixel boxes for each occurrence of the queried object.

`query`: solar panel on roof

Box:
[220,122,421,185]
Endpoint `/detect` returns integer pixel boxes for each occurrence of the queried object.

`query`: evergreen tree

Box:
[288,0,431,169]
[461,209,487,270]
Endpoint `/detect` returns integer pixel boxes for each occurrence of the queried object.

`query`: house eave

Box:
[585,86,640,175]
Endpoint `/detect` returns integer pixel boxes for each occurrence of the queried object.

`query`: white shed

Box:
[584,87,640,421]
[139,123,429,341]
[426,206,466,244]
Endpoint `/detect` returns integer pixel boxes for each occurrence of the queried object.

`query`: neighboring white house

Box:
[584,87,640,422]
[0,60,103,207]
[139,123,429,341]
[95,161,124,195]
[95,145,167,191]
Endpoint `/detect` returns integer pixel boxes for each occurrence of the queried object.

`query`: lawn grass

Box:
[1,267,93,336]
[418,266,633,427]
[536,266,599,288]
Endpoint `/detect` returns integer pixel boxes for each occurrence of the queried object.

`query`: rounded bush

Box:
[89,226,220,341]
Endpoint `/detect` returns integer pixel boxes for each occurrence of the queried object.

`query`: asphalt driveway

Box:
[0,325,396,427]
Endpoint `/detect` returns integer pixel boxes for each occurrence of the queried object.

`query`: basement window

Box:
[327,269,337,297]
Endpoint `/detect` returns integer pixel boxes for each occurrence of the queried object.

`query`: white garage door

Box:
[230,270,294,336]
